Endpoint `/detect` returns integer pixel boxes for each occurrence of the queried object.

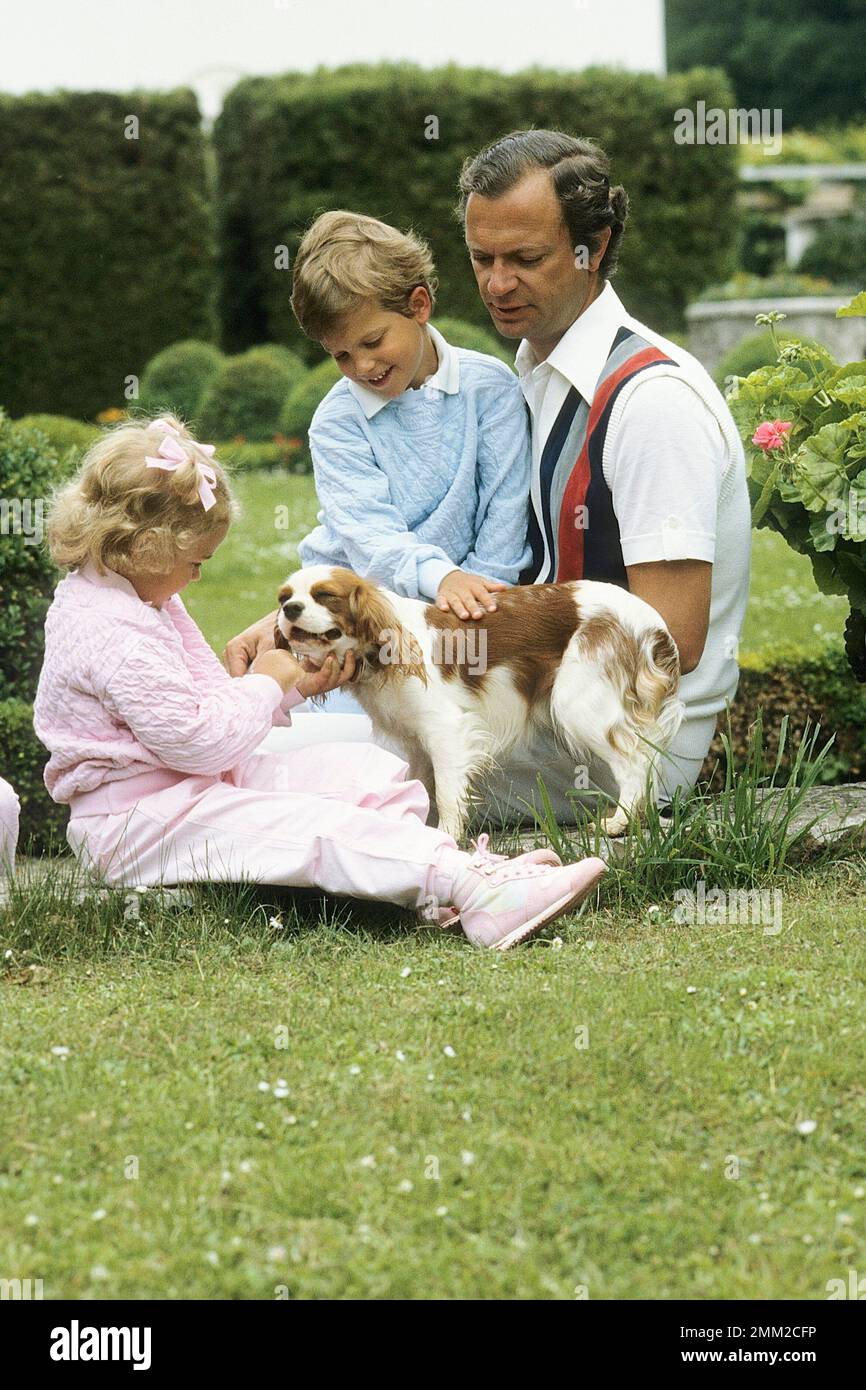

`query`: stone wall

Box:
[686,297,866,374]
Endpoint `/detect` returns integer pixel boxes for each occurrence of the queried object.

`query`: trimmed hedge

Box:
[698,645,866,792]
[14,415,100,456]
[198,346,306,441]
[0,89,217,420]
[0,412,61,703]
[214,63,739,357]
[139,340,225,426]
[0,699,67,856]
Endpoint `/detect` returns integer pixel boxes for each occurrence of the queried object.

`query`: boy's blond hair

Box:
[291,210,438,340]
[47,414,236,576]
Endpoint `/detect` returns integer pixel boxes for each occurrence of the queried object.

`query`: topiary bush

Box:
[432,316,514,366]
[15,415,100,456]
[279,359,342,439]
[0,411,61,703]
[198,347,305,441]
[139,340,225,426]
[254,344,308,385]
[0,698,68,855]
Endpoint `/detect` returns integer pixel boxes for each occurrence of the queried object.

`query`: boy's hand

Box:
[436,570,508,621]
[294,650,357,699]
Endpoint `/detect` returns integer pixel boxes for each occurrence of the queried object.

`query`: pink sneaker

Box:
[451,853,607,951]
[419,834,564,930]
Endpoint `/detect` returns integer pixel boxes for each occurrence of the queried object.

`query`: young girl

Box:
[33,415,605,951]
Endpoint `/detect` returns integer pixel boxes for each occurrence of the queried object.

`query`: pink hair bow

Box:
[145,422,217,511]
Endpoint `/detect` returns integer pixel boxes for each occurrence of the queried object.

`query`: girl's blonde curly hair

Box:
[47,414,236,576]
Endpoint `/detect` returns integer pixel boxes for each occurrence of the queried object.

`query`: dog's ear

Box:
[348,580,428,686]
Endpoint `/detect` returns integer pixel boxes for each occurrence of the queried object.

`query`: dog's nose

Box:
[281,601,303,620]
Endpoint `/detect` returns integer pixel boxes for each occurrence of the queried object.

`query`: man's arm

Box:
[626,559,712,675]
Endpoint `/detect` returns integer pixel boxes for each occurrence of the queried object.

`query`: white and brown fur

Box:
[275,565,685,841]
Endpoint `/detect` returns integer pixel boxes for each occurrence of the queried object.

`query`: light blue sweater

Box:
[298,331,532,599]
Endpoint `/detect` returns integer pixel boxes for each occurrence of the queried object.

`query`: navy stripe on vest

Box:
[520,385,581,585]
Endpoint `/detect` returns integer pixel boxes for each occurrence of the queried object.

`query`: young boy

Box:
[292,210,531,623]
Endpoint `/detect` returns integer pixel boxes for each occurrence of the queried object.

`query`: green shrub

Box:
[714,330,826,389]
[279,359,343,439]
[15,415,100,456]
[0,411,60,703]
[797,218,866,286]
[254,344,308,383]
[139,340,224,426]
[698,272,841,302]
[0,90,217,420]
[198,347,304,442]
[432,316,514,366]
[700,645,866,791]
[215,63,739,355]
[215,438,311,473]
[0,699,68,855]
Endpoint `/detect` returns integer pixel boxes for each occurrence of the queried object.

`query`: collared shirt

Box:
[299,324,532,599]
[515,282,752,763]
[347,323,460,419]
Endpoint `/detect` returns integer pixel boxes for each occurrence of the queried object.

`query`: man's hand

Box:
[626,559,712,675]
[436,569,509,620]
[223,610,279,676]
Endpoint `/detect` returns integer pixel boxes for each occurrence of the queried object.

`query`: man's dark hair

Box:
[457,130,629,279]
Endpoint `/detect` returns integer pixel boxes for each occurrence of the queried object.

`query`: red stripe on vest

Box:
[555,345,672,581]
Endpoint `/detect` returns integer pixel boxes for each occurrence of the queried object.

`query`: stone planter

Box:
[686,296,866,375]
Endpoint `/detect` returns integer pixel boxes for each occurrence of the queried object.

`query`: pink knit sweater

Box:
[34,564,301,804]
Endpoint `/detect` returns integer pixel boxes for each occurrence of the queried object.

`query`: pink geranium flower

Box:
[752,419,792,451]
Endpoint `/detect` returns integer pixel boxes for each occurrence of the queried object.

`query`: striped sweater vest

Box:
[521,326,678,586]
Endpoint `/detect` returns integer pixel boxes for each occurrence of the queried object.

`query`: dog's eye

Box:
[325,627,342,640]
[316,591,335,601]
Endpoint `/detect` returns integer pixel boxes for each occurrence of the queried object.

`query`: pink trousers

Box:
[66,743,459,908]
[0,777,20,871]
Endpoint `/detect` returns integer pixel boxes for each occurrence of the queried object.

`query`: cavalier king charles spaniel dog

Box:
[275,565,684,841]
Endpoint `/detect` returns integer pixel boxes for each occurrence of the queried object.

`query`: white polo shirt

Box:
[515,283,752,767]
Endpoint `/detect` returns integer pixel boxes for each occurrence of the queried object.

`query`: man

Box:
[455,130,751,821]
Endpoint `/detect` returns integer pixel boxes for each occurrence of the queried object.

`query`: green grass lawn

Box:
[2,469,862,1301]
[2,859,865,1299]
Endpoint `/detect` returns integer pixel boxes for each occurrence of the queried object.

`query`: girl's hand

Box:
[436,570,509,621]
[251,648,305,694]
[294,649,357,699]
